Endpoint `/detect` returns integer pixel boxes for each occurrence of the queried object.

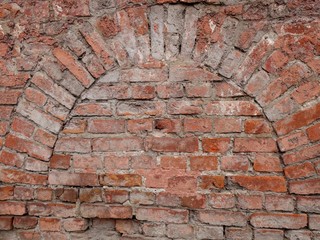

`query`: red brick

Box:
[104,189,129,204]
[190,156,218,171]
[88,119,125,133]
[184,118,212,132]
[136,207,188,223]
[237,194,263,210]
[0,89,22,104]
[244,119,272,134]
[265,195,295,212]
[160,156,187,170]
[96,15,119,38]
[263,50,289,73]
[168,176,197,194]
[154,119,181,133]
[0,217,12,230]
[36,188,53,201]
[0,201,26,215]
[185,83,211,97]
[283,143,320,165]
[209,193,236,209]
[80,204,132,219]
[53,47,94,87]
[214,117,242,133]
[169,65,221,82]
[0,150,24,168]
[39,217,61,231]
[230,176,287,192]
[73,103,112,116]
[168,100,203,115]
[100,173,142,187]
[48,171,99,186]
[167,224,194,239]
[63,218,88,232]
[128,119,152,133]
[80,24,114,67]
[145,137,198,152]
[56,188,78,203]
[234,138,277,153]
[156,83,184,99]
[0,121,9,136]
[33,129,56,148]
[291,80,320,104]
[197,210,247,227]
[0,186,14,200]
[180,195,206,209]
[274,103,320,135]
[206,101,262,116]
[52,0,90,17]
[13,217,38,229]
[55,137,91,153]
[79,188,102,203]
[0,168,47,185]
[253,154,283,172]
[202,138,231,153]
[11,116,35,138]
[0,106,13,120]
[250,213,307,229]
[92,137,144,152]
[285,162,316,179]
[221,155,249,172]
[289,178,320,194]
[14,186,34,200]
[28,202,77,217]
[132,85,156,99]
[50,154,71,170]
[199,175,225,190]
[306,122,320,141]
[62,118,87,134]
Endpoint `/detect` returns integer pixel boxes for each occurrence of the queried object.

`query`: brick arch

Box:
[0,0,319,239]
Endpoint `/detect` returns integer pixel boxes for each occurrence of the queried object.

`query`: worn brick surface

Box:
[0,0,319,239]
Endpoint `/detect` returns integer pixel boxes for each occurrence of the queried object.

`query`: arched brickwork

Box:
[0,0,319,239]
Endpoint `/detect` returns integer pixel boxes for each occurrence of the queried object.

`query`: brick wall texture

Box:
[0,0,320,239]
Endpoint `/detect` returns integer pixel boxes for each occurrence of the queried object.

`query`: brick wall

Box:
[0,0,319,239]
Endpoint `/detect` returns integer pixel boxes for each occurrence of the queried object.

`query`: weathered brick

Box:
[145,136,198,152]
[206,101,262,116]
[289,178,320,194]
[167,100,203,115]
[0,168,47,185]
[234,138,277,153]
[184,118,212,132]
[0,217,13,230]
[190,156,218,171]
[221,155,249,172]
[297,196,320,213]
[284,162,316,179]
[136,207,188,223]
[202,138,231,153]
[120,68,167,82]
[199,175,225,190]
[53,47,94,87]
[39,217,61,232]
[169,65,221,82]
[209,193,236,209]
[230,176,286,192]
[13,217,38,229]
[0,202,26,215]
[250,213,307,229]
[0,186,14,200]
[167,224,194,239]
[254,229,284,240]
[80,204,132,219]
[63,218,88,232]
[28,202,77,217]
[265,195,295,212]
[88,119,125,133]
[197,210,247,227]
[52,0,90,17]
[237,194,263,210]
[48,171,99,186]
[92,137,144,152]
[73,103,112,116]
[0,89,22,105]
[100,173,142,187]
[214,117,242,133]
[306,122,320,142]
[55,137,91,153]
